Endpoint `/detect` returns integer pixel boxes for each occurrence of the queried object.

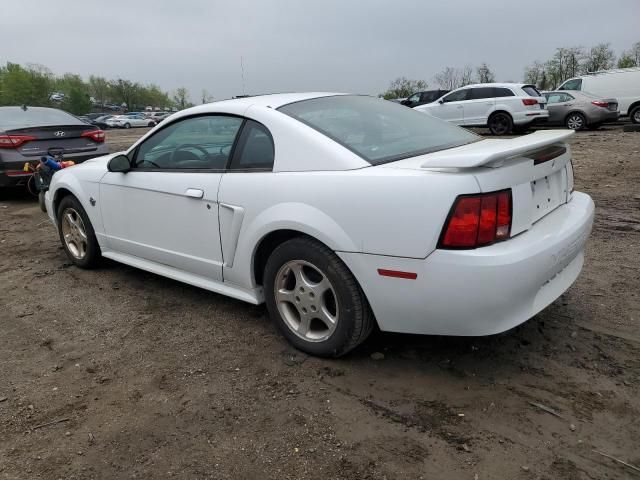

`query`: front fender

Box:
[221,202,360,289]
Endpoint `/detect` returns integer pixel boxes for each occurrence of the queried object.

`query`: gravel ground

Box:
[0,125,639,479]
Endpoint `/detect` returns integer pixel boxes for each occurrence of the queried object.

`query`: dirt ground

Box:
[1,124,639,480]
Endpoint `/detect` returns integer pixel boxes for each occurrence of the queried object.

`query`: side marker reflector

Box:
[377,269,417,280]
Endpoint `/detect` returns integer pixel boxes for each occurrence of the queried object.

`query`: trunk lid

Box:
[5,124,101,158]
[383,130,575,236]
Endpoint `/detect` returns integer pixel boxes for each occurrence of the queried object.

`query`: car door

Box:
[99,114,244,280]
[545,93,574,124]
[462,87,495,126]
[424,89,469,124]
[134,114,147,126]
[217,119,275,279]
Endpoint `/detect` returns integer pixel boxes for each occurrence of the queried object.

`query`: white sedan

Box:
[45,93,594,357]
[106,113,156,129]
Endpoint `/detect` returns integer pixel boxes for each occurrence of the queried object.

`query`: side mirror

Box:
[107,154,131,173]
[401,99,411,106]
[438,99,445,104]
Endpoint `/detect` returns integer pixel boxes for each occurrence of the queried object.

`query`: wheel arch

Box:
[627,101,640,119]
[488,109,512,121]
[564,110,587,126]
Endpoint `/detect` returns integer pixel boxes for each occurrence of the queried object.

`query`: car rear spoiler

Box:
[420,130,574,169]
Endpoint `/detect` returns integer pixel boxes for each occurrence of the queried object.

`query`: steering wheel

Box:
[219,144,232,157]
[139,158,161,168]
[169,144,211,165]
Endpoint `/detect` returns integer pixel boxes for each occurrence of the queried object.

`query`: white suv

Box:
[415,83,549,135]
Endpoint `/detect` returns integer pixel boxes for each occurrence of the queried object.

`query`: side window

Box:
[470,87,495,100]
[407,93,421,104]
[559,79,582,90]
[546,93,564,104]
[133,115,243,170]
[442,89,469,102]
[562,93,575,102]
[494,87,515,97]
[229,120,274,170]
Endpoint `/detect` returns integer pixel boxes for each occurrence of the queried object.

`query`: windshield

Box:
[278,95,479,165]
[0,107,85,130]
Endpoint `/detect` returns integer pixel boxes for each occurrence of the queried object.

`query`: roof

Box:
[455,83,530,89]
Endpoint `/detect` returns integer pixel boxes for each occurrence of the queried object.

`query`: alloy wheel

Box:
[274,260,339,342]
[61,208,88,259]
[490,113,511,135]
[566,114,584,130]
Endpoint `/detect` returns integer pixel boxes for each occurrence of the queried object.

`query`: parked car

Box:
[88,115,113,130]
[106,114,156,129]
[0,106,108,187]
[401,89,450,108]
[44,93,593,357]
[415,83,548,135]
[148,112,171,123]
[543,91,619,130]
[557,67,640,123]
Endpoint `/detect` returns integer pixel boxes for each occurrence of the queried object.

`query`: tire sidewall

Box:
[566,113,585,130]
[631,106,640,124]
[263,239,361,357]
[489,112,513,135]
[57,196,101,268]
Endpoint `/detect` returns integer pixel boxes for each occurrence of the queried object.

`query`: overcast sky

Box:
[1,0,638,101]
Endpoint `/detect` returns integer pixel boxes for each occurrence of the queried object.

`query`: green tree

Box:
[0,62,53,106]
[111,79,141,110]
[88,75,110,108]
[381,77,428,100]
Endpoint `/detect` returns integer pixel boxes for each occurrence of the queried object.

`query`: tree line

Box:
[382,40,639,98]
[0,62,199,115]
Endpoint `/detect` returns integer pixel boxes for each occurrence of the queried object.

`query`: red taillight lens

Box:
[0,134,37,149]
[522,98,538,106]
[81,129,105,143]
[440,190,512,249]
[591,100,608,108]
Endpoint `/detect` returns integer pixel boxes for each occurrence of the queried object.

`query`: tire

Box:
[630,105,640,124]
[148,122,155,127]
[57,195,101,269]
[263,237,374,357]
[565,112,586,130]
[124,123,131,129]
[38,191,47,213]
[488,112,513,135]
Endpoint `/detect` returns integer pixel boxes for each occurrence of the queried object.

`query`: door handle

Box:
[185,188,204,198]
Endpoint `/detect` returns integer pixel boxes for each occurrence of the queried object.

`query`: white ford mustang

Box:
[45,93,594,357]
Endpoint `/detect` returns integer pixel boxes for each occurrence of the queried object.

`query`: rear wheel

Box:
[148,121,156,127]
[124,122,131,129]
[488,112,513,135]
[630,105,640,124]
[565,112,586,130]
[263,237,374,357]
[57,196,101,268]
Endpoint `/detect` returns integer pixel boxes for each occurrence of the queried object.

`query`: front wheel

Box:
[57,195,101,268]
[630,106,640,124]
[124,123,131,129]
[565,112,586,130]
[488,112,513,135]
[263,237,374,357]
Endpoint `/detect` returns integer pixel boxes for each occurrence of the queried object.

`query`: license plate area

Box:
[531,169,564,223]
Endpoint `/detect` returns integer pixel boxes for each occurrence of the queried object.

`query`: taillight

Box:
[522,99,538,106]
[440,190,512,249]
[591,100,608,108]
[81,129,105,143]
[0,134,37,149]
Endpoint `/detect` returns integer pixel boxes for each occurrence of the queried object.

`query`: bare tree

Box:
[173,87,190,110]
[433,67,462,90]
[524,61,552,90]
[476,63,495,83]
[89,75,109,108]
[380,77,428,99]
[460,65,474,86]
[582,43,616,73]
[201,89,213,104]
[545,47,584,88]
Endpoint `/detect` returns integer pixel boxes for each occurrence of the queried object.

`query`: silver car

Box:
[0,106,109,188]
[544,90,619,130]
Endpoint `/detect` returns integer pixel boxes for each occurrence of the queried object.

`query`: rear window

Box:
[278,95,479,165]
[494,87,515,97]
[0,107,85,130]
[522,85,542,97]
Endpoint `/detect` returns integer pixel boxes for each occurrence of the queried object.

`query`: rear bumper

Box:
[590,110,619,124]
[338,192,594,336]
[0,147,108,187]
[513,110,549,126]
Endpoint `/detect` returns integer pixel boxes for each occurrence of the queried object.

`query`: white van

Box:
[558,67,640,123]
